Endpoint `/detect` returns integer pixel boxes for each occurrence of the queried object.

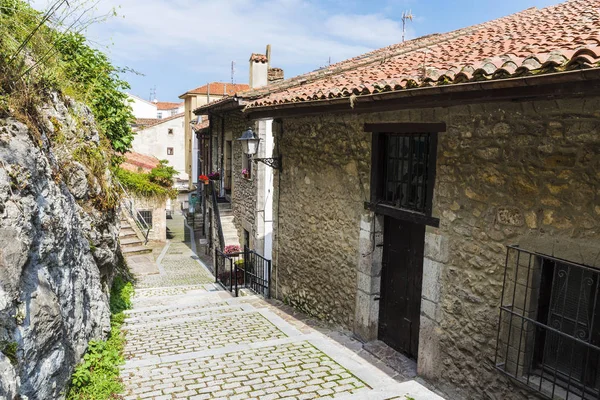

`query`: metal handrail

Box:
[209,181,225,251]
[116,181,151,244]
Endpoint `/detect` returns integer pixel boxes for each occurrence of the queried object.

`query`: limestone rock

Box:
[0,93,119,399]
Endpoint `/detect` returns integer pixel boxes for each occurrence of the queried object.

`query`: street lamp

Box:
[237,127,282,171]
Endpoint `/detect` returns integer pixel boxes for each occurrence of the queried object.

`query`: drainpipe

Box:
[220,114,225,197]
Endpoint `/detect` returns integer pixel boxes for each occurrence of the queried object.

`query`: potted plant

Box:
[208,172,220,181]
[198,174,209,185]
[242,168,249,179]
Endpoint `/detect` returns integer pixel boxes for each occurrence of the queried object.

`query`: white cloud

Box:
[29,0,413,98]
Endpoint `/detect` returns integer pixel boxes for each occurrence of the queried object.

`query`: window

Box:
[167,147,173,155]
[382,133,431,213]
[244,229,250,249]
[168,128,174,135]
[495,246,600,399]
[365,123,442,227]
[157,112,163,119]
[137,210,152,228]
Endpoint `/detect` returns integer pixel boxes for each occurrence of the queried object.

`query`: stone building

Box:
[205,1,599,399]
[194,46,282,260]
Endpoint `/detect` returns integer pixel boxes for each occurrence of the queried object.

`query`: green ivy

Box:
[115,160,178,200]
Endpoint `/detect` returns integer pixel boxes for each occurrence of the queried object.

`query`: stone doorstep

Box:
[124,294,257,315]
[362,340,417,380]
[123,303,256,324]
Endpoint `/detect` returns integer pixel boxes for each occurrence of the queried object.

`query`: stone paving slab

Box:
[124,304,253,325]
[121,340,370,400]
[120,213,445,400]
[123,310,289,361]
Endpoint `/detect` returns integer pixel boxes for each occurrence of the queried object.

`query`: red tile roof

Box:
[245,0,600,110]
[250,53,268,63]
[134,118,160,127]
[179,82,250,98]
[156,101,183,110]
[121,152,160,173]
[192,119,210,131]
[135,113,184,130]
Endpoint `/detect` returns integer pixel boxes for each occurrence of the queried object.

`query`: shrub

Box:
[115,163,177,200]
[66,276,133,399]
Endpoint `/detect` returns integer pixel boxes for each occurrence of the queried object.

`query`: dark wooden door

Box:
[378,216,425,359]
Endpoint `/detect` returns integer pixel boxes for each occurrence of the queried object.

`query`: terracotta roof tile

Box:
[179,82,249,98]
[139,113,184,129]
[192,119,210,131]
[121,152,160,173]
[250,53,268,63]
[155,101,183,110]
[243,0,600,109]
[134,118,160,127]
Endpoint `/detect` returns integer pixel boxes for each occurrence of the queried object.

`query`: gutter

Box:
[243,68,600,117]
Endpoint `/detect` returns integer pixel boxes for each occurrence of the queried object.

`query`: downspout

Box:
[220,114,225,197]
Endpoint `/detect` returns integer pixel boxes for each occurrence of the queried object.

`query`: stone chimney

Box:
[249,45,284,88]
[268,67,284,83]
[249,50,268,89]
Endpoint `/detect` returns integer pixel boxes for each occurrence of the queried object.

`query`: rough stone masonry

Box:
[271,96,600,400]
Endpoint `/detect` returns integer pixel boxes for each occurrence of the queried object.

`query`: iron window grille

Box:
[381,133,432,214]
[167,147,174,155]
[137,210,153,229]
[495,245,600,400]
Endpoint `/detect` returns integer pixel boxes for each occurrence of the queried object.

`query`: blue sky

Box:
[36,0,562,102]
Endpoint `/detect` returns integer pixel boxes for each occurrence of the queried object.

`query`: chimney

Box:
[268,67,284,84]
[249,47,269,89]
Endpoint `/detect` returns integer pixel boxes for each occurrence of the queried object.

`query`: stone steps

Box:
[122,245,152,256]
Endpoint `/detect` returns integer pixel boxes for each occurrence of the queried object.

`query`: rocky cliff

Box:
[0,93,120,399]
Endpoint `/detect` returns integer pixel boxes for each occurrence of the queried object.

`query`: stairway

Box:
[218,203,240,248]
[119,218,152,256]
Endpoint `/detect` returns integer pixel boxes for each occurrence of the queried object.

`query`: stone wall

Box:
[207,112,257,249]
[273,96,600,399]
[132,195,167,242]
[274,115,371,327]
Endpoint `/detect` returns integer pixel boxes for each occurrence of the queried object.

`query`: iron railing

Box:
[215,246,271,298]
[209,181,225,251]
[495,245,600,400]
[117,181,151,244]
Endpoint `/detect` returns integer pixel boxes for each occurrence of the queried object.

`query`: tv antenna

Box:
[231,61,236,84]
[149,85,156,102]
[402,10,414,42]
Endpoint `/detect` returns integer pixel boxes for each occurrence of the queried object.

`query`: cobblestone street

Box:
[120,214,444,400]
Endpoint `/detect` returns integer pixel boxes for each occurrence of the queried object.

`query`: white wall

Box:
[127,94,157,119]
[131,115,189,181]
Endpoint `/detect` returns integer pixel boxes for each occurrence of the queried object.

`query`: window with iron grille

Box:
[137,210,153,228]
[167,147,173,155]
[495,245,600,400]
[382,133,432,213]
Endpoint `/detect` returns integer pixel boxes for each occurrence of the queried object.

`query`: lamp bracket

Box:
[253,156,282,171]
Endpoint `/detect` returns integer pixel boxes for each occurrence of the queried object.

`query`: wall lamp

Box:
[237,127,282,171]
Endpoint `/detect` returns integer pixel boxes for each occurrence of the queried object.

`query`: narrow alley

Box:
[119,213,444,400]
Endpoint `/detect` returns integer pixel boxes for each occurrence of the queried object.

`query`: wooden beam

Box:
[364,122,446,133]
[364,202,440,228]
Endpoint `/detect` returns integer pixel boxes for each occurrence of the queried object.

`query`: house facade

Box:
[180,82,249,189]
[194,47,283,258]
[198,1,600,400]
[130,113,188,187]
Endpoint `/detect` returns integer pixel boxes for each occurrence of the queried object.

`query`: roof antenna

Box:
[231,61,236,85]
[402,10,414,42]
[149,85,156,102]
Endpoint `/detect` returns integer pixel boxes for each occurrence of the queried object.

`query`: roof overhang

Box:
[193,97,247,115]
[244,68,600,119]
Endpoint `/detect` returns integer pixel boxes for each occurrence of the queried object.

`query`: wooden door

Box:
[378,216,425,359]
